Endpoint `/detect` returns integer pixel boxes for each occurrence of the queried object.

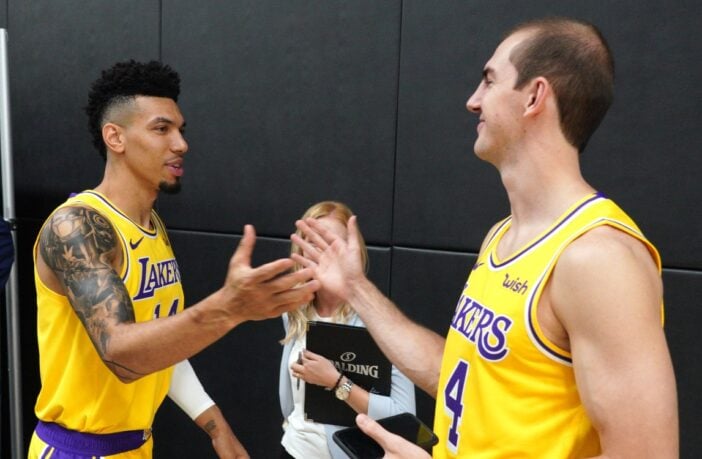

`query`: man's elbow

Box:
[103,358,145,384]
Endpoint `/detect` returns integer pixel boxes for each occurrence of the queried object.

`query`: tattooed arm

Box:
[37,205,319,383]
[195,405,250,459]
[38,205,144,381]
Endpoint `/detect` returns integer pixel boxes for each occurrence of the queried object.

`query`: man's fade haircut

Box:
[507,17,615,152]
[85,60,181,160]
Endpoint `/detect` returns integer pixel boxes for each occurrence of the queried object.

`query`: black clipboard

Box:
[305,321,391,426]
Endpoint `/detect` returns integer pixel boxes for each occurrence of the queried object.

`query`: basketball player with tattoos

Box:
[28,60,319,458]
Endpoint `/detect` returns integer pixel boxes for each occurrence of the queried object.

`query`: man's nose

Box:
[466,91,481,113]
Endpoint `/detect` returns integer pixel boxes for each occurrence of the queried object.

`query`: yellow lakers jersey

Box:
[34,190,185,433]
[433,193,661,458]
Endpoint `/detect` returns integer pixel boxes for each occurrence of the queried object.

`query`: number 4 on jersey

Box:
[444,359,469,450]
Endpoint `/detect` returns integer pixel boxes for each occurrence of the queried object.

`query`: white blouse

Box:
[281,315,334,459]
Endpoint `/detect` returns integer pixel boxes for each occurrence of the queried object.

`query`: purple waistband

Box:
[35,420,150,456]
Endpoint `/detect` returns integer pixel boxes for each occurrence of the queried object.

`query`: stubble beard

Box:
[159,179,182,195]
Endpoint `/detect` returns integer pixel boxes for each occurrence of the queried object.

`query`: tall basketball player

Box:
[293,18,678,458]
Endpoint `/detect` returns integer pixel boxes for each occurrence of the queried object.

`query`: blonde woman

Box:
[278,201,415,459]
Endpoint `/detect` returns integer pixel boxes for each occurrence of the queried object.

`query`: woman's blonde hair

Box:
[281,201,368,344]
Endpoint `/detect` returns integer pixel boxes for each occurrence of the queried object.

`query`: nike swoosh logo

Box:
[129,237,144,250]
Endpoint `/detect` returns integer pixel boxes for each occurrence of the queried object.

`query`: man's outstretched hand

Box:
[221,225,319,324]
[291,216,366,302]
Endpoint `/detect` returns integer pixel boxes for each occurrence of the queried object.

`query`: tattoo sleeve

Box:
[40,206,143,378]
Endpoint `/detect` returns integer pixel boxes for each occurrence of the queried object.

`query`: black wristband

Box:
[328,372,344,391]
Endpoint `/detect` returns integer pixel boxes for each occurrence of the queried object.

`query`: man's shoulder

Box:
[38,201,121,264]
[550,224,661,321]
[41,202,113,238]
[560,225,654,271]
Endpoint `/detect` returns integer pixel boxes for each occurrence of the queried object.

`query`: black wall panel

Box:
[152,230,392,458]
[580,1,702,270]
[394,0,702,268]
[663,269,702,459]
[9,1,161,221]
[158,1,401,244]
[394,1,509,251]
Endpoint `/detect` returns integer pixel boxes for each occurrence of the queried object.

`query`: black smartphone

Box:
[332,412,438,459]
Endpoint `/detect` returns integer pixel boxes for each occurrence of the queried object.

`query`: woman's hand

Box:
[290,349,341,389]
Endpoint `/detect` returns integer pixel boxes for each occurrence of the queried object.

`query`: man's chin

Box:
[472,139,493,161]
[159,180,182,195]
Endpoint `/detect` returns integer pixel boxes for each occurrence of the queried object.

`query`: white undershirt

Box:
[281,314,335,459]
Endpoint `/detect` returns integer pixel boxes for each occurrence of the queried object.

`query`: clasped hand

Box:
[290,349,339,388]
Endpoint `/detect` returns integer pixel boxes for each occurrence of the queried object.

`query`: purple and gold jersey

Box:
[33,190,184,435]
[433,193,662,458]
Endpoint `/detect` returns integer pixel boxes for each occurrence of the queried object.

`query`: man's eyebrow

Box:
[150,116,175,125]
[150,117,186,128]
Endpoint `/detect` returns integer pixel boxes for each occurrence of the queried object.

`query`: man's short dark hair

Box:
[507,18,615,152]
[85,60,181,159]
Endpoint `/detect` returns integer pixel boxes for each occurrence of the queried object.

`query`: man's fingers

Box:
[290,233,320,263]
[356,414,432,459]
[305,217,339,248]
[228,226,300,285]
[291,253,316,269]
[347,215,361,253]
[265,267,316,291]
[296,218,336,250]
[245,257,296,283]
[269,281,319,314]
[231,225,256,268]
[355,414,391,449]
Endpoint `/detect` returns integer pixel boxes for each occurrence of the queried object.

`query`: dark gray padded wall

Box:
[394,1,509,251]
[394,0,702,268]
[9,1,161,220]
[153,230,392,458]
[158,1,401,243]
[579,1,702,270]
[663,270,702,459]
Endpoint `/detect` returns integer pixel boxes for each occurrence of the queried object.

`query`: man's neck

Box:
[94,176,157,228]
[496,142,594,252]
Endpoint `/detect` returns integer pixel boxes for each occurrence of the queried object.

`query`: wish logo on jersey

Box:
[133,256,181,300]
[450,294,513,361]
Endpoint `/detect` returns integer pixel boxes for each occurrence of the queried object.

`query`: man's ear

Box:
[524,77,550,116]
[102,123,125,154]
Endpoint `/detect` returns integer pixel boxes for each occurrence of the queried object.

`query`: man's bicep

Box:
[551,230,676,455]
[39,206,135,353]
